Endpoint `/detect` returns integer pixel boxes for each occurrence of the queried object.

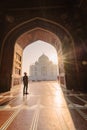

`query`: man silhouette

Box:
[23,72,29,95]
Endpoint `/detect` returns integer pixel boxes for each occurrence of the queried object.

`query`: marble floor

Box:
[0,81,87,130]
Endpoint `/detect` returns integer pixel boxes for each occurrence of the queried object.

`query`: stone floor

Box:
[0,81,87,130]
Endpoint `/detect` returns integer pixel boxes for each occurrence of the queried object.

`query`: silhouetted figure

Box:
[23,72,28,95]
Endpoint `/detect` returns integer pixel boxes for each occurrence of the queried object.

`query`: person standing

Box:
[23,72,29,95]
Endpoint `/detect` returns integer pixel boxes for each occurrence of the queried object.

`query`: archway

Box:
[0,17,76,92]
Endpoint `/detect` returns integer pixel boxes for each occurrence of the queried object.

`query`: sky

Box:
[22,40,58,76]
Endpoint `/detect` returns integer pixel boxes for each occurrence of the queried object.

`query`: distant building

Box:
[29,54,57,81]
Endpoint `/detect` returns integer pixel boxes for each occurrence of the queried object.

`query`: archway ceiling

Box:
[0,0,84,9]
[17,28,60,49]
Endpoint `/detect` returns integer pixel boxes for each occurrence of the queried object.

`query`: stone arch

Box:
[0,17,76,92]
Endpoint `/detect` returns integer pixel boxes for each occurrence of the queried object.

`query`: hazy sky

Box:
[22,40,58,76]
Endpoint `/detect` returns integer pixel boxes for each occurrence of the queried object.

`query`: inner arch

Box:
[17,27,61,49]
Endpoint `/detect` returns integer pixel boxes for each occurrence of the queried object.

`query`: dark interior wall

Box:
[0,37,15,92]
[74,40,87,92]
[64,38,87,92]
[60,35,79,91]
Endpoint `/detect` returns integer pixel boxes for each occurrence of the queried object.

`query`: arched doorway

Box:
[21,40,58,79]
[0,17,76,92]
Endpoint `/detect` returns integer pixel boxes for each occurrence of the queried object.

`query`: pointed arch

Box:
[0,17,76,92]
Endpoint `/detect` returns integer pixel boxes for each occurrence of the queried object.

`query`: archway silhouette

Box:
[0,17,77,92]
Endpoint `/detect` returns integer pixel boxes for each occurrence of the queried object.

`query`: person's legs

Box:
[23,85,26,95]
[26,85,28,94]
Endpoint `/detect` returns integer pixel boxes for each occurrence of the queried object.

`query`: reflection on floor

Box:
[0,81,87,130]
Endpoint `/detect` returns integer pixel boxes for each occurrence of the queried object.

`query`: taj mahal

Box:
[29,54,58,81]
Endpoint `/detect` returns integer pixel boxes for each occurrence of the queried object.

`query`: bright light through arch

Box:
[22,40,58,76]
[49,53,58,64]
